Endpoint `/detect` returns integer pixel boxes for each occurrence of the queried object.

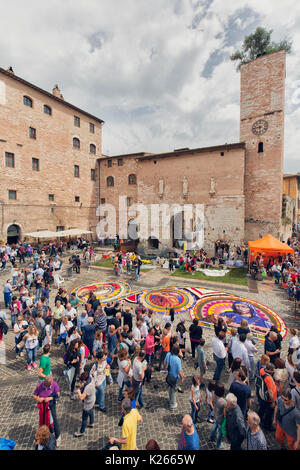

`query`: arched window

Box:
[23,96,33,108]
[73,137,80,149]
[107,176,114,187]
[258,142,264,153]
[128,173,137,185]
[90,143,96,154]
[44,104,52,115]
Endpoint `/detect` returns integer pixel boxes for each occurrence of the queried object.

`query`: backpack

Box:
[38,326,50,347]
[0,318,8,335]
[255,372,271,401]
[121,340,136,356]
[84,344,89,358]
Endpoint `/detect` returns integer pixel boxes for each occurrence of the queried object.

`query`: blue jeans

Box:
[127,265,131,274]
[190,401,200,423]
[135,384,144,407]
[26,346,37,365]
[11,313,16,329]
[49,401,61,439]
[213,353,225,381]
[134,268,139,281]
[249,356,255,381]
[210,421,223,448]
[80,408,94,434]
[35,288,42,301]
[96,380,106,409]
[118,379,131,400]
[4,292,12,308]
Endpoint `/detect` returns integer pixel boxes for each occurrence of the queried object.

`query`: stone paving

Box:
[0,253,299,450]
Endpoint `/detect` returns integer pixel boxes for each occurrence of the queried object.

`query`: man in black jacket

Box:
[225,392,246,450]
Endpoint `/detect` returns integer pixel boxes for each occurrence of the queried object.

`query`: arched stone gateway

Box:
[7,224,21,244]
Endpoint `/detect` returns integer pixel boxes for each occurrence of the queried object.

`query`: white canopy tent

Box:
[24,230,57,238]
[51,228,93,237]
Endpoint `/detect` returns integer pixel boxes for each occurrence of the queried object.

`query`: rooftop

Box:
[99,142,245,162]
[0,67,104,124]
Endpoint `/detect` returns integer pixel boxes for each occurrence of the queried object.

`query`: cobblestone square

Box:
[0,258,298,451]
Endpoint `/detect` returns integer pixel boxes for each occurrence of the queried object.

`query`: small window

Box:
[29,127,36,139]
[91,169,96,181]
[5,152,15,168]
[44,105,52,115]
[126,197,133,207]
[49,194,54,201]
[74,165,80,178]
[118,158,123,166]
[51,207,54,213]
[74,116,80,127]
[75,196,80,202]
[107,176,114,187]
[56,226,65,232]
[220,152,224,156]
[258,142,264,153]
[89,123,95,133]
[107,159,112,168]
[73,137,80,149]
[23,96,33,108]
[128,173,137,185]
[100,198,106,205]
[90,143,96,154]
[8,190,17,200]
[32,158,39,171]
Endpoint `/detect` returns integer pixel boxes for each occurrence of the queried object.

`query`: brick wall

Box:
[0,71,102,242]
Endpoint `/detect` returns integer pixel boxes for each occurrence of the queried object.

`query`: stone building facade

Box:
[98,144,246,254]
[0,67,103,243]
[0,50,287,253]
[98,50,287,254]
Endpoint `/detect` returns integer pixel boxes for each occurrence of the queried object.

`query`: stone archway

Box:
[7,224,21,245]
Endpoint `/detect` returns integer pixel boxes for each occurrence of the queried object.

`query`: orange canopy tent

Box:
[248,234,294,263]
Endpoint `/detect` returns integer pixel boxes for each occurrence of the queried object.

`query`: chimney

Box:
[7,66,14,74]
[52,84,64,100]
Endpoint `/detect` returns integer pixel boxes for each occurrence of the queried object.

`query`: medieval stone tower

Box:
[240,49,286,242]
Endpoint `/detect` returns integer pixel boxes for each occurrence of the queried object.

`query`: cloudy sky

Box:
[1,0,300,172]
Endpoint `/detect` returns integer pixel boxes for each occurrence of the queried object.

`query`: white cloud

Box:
[0,0,299,171]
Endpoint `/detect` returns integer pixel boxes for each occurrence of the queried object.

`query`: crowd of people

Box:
[1,239,300,451]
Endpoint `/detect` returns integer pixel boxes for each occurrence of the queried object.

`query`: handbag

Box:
[166,354,177,388]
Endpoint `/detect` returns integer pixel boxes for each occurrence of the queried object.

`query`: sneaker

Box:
[170,405,178,410]
[87,424,94,428]
[74,431,84,437]
[217,443,226,450]
[70,393,75,400]
[27,364,31,371]
[98,408,106,413]
[32,362,37,369]
[207,418,215,424]
[56,435,62,447]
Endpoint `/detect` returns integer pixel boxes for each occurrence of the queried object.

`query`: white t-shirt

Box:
[25,334,38,349]
[14,321,28,339]
[133,327,141,344]
[43,324,52,346]
[140,322,148,338]
[289,336,300,350]
[60,320,73,335]
[64,308,77,320]
[190,384,200,403]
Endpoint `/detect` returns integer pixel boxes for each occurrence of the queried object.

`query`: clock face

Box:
[252,119,268,135]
